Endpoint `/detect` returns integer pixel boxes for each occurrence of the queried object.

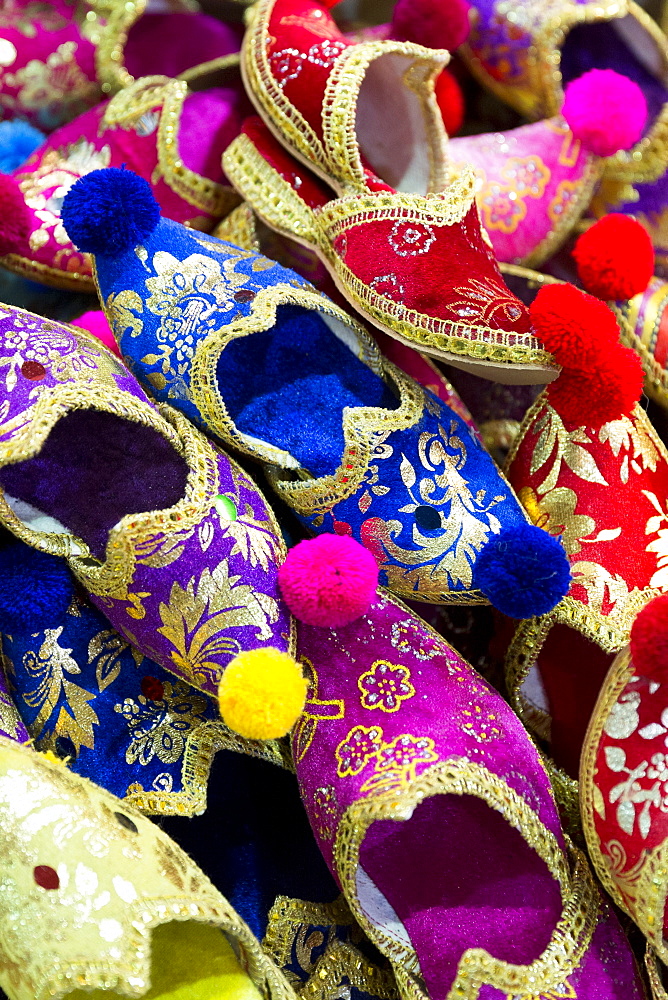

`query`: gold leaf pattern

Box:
[88,629,132,693]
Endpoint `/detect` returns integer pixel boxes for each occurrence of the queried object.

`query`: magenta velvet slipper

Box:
[0,0,242,132]
[0,304,297,735]
[291,591,647,1000]
[0,65,247,290]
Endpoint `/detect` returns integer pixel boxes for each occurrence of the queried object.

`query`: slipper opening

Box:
[0,409,189,560]
[64,921,263,1000]
[215,304,398,478]
[357,792,564,1000]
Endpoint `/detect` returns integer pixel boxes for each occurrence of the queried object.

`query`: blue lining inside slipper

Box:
[216,305,397,478]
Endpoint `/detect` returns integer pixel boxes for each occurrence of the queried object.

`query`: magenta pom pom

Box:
[278,534,379,628]
[392,0,471,51]
[562,69,647,157]
[0,173,30,256]
[72,310,120,357]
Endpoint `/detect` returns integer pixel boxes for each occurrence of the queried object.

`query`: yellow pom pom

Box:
[218,647,307,740]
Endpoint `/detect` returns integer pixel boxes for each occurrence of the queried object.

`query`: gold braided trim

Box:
[223,135,556,371]
[103,75,238,217]
[125,721,291,818]
[266,363,425,517]
[263,895,354,967]
[90,0,147,95]
[189,282,386,471]
[579,648,635,913]
[320,40,449,193]
[335,759,597,999]
[646,947,668,999]
[521,148,603,269]
[301,939,399,1000]
[0,252,95,292]
[242,0,448,192]
[498,262,560,291]
[613,299,668,410]
[212,201,262,251]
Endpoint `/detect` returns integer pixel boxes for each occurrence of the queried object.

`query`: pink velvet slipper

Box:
[223,117,558,384]
[291,590,647,1000]
[0,0,242,132]
[0,63,247,290]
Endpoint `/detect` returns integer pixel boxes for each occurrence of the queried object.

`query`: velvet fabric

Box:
[122,12,242,83]
[292,592,645,999]
[3,83,246,282]
[0,306,292,700]
[450,118,599,265]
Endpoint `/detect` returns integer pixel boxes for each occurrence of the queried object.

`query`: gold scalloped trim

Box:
[263,895,354,967]
[301,939,399,1000]
[223,133,557,373]
[335,758,597,999]
[0,253,95,292]
[242,0,449,194]
[646,946,668,999]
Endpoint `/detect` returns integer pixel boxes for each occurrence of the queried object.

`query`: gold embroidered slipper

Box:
[0,63,245,291]
[241,0,449,197]
[0,304,302,740]
[0,735,297,1000]
[223,118,557,384]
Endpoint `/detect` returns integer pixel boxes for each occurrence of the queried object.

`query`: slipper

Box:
[0,303,301,739]
[222,117,557,383]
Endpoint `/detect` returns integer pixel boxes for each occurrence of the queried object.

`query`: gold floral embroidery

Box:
[0,2,67,37]
[88,628,143,691]
[526,406,608,494]
[1,41,100,127]
[520,485,597,555]
[547,180,580,225]
[599,415,659,482]
[114,680,209,766]
[357,660,415,713]
[644,490,668,590]
[335,725,384,778]
[312,786,339,841]
[360,735,438,795]
[156,557,280,690]
[19,626,98,751]
[460,703,502,743]
[293,658,345,764]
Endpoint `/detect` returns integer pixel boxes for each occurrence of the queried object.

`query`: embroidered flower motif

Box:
[114,680,208,767]
[500,155,550,199]
[358,659,415,713]
[269,47,304,86]
[376,734,437,771]
[312,785,339,840]
[2,41,99,130]
[369,273,405,302]
[388,220,436,257]
[335,724,384,777]
[478,181,526,234]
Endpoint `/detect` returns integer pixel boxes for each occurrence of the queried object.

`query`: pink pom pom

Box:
[72,310,120,357]
[392,0,471,51]
[278,534,378,628]
[562,69,647,157]
[0,173,30,256]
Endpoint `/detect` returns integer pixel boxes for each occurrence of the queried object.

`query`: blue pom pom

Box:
[60,167,161,257]
[473,524,571,619]
[0,120,45,173]
[0,540,74,633]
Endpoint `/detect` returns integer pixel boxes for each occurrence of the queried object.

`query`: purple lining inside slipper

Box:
[561,19,668,137]
[359,794,563,999]
[124,12,242,82]
[0,410,188,560]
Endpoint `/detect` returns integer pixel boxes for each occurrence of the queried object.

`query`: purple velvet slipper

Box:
[0,304,296,733]
[292,591,647,999]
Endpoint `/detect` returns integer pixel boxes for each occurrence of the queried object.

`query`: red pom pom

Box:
[572,215,654,300]
[529,283,621,368]
[392,0,471,50]
[562,69,647,157]
[0,173,30,256]
[278,534,378,628]
[435,68,465,135]
[630,594,668,678]
[530,284,643,425]
[546,344,643,426]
